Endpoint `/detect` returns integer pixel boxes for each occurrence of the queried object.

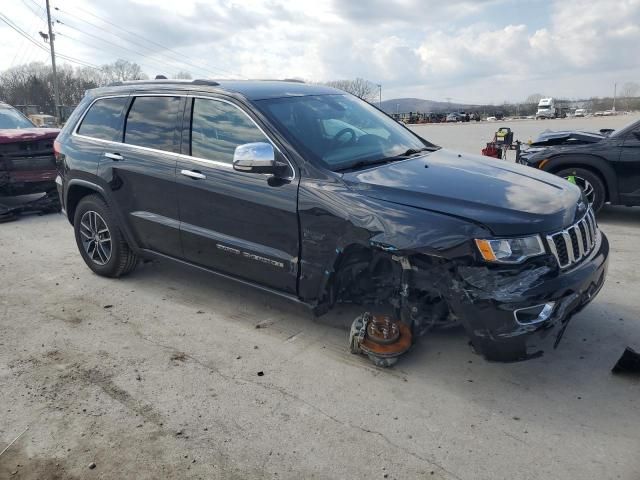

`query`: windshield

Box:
[608,117,640,138]
[0,107,35,129]
[255,94,435,171]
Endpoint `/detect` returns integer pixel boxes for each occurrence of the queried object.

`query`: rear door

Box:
[176,95,299,293]
[97,93,185,256]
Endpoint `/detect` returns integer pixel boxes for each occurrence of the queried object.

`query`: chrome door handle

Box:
[104,152,123,161]
[181,169,206,180]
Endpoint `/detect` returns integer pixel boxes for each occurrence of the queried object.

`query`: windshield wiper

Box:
[399,147,434,156]
[336,147,435,172]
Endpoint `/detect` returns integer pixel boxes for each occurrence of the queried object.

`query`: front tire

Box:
[73,195,138,277]
[555,167,606,212]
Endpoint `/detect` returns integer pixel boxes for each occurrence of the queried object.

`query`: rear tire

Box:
[73,194,138,277]
[555,167,606,212]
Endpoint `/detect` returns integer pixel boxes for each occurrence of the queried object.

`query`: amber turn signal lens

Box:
[475,239,497,262]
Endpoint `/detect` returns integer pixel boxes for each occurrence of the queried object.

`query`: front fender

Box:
[297,178,489,303]
[542,154,618,203]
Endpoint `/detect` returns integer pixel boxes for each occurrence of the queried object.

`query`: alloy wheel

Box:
[79,210,112,266]
[565,175,595,206]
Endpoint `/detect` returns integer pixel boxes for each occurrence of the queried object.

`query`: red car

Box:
[0,102,60,220]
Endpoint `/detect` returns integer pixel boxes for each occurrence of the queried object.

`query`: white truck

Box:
[536,98,556,119]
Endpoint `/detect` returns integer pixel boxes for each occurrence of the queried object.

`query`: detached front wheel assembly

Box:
[349,312,412,367]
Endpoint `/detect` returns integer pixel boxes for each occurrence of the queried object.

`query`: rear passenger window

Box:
[77,97,128,141]
[124,96,181,152]
[190,98,268,163]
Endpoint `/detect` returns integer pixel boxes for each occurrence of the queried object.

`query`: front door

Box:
[176,96,299,294]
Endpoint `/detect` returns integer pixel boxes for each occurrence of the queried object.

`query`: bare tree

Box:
[525,93,544,104]
[0,59,147,116]
[174,71,192,79]
[621,82,640,98]
[101,59,148,84]
[325,78,378,103]
[621,82,640,110]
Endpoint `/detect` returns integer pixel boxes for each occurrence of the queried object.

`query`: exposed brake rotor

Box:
[349,312,412,367]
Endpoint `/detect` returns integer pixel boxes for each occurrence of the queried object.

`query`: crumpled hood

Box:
[0,128,60,144]
[343,149,583,236]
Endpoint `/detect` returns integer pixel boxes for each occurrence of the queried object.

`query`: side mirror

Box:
[233,142,277,174]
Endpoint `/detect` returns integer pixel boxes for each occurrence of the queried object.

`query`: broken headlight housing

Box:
[475,236,545,264]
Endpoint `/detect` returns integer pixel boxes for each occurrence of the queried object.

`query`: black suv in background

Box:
[55,79,609,362]
[519,118,640,212]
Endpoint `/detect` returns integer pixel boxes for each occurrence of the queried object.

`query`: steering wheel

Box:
[332,127,356,147]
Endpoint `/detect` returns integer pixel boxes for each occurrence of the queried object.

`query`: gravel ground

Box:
[1,118,639,479]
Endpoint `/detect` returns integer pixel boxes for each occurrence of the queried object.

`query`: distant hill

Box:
[380,97,481,114]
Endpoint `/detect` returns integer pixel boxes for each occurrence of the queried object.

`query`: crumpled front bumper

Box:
[449,232,609,362]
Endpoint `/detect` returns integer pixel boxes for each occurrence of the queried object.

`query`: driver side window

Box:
[190,98,268,164]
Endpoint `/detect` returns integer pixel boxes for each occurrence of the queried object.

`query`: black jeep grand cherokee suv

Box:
[56,79,609,362]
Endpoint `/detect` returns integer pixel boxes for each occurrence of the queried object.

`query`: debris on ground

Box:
[0,426,28,459]
[348,312,412,367]
[0,191,60,223]
[88,462,96,469]
[612,347,640,375]
[170,352,187,362]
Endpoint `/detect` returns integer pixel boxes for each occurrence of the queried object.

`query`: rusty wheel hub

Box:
[349,312,412,367]
[366,315,400,345]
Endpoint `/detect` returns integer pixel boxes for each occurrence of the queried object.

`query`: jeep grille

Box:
[546,208,599,269]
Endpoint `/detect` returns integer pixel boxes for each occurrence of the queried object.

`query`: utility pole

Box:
[45,0,61,123]
[612,82,617,112]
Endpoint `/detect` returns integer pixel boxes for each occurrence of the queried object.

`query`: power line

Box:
[13,0,46,66]
[56,20,195,76]
[54,5,242,78]
[0,13,99,70]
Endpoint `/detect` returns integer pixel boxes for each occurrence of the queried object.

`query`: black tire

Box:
[555,167,606,213]
[73,194,138,277]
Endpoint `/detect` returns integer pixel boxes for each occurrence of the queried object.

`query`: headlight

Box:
[474,236,545,264]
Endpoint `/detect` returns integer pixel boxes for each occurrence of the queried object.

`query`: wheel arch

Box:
[65,179,107,225]
[542,154,618,203]
[65,179,141,254]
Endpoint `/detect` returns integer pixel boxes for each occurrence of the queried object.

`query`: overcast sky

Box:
[2,0,639,103]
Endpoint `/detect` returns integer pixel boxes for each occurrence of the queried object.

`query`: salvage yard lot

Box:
[1,158,639,477]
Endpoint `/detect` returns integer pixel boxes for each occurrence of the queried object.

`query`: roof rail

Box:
[107,79,220,87]
[191,79,221,86]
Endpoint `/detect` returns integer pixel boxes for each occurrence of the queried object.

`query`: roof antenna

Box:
[155,75,167,80]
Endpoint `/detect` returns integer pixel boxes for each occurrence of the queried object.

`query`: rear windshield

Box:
[0,107,35,129]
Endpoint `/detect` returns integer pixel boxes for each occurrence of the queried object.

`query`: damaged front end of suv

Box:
[294,149,609,364]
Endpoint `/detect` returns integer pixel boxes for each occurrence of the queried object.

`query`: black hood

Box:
[342,149,583,236]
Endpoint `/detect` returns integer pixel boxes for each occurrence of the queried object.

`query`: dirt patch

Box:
[78,368,163,425]
[0,446,81,480]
